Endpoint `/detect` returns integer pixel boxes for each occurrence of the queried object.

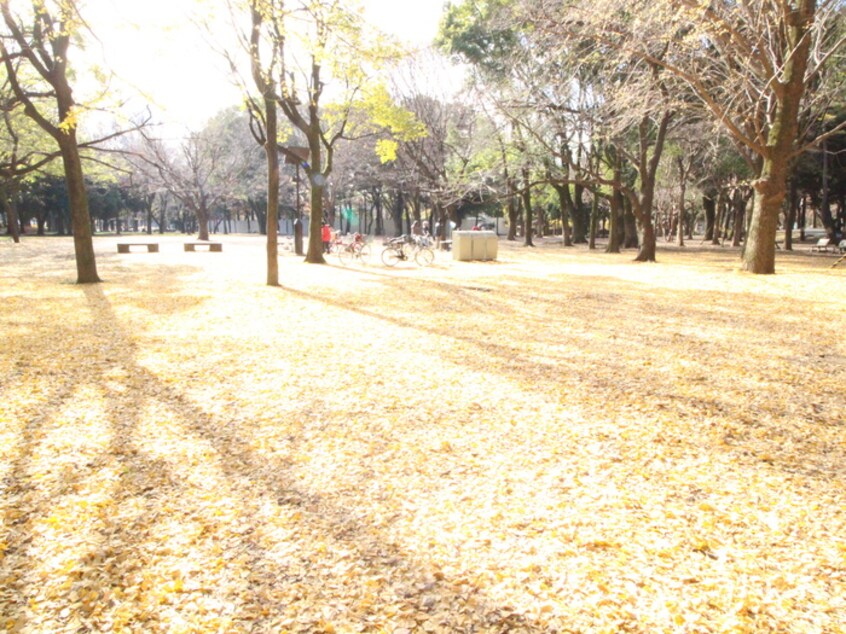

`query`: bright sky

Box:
[83,0,449,133]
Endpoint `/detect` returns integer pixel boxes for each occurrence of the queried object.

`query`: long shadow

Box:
[0,284,554,630]
[0,270,214,630]
[3,260,842,629]
[97,286,559,630]
[276,273,846,485]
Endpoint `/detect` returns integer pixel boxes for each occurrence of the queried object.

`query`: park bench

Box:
[117,243,159,253]
[811,237,834,253]
[184,242,222,252]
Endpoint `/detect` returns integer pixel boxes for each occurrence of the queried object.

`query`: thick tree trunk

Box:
[742,0,813,274]
[572,182,588,243]
[744,159,787,273]
[623,199,639,248]
[606,186,623,254]
[306,178,325,263]
[635,221,657,262]
[196,202,210,241]
[59,136,100,284]
[264,96,279,286]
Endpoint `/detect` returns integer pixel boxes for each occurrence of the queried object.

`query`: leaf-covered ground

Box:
[1,235,844,634]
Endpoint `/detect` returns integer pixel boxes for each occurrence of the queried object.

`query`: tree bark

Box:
[623,199,638,248]
[742,1,814,274]
[606,185,623,254]
[637,221,657,262]
[264,96,280,286]
[571,181,588,243]
[196,200,210,241]
[632,109,672,262]
[59,135,100,283]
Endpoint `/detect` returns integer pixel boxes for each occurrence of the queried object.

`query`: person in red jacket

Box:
[321,222,332,253]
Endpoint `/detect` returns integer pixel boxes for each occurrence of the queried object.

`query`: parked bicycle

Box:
[381,234,434,267]
[333,233,371,266]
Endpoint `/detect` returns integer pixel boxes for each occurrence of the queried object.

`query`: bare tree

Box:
[137,112,250,241]
[535,0,845,273]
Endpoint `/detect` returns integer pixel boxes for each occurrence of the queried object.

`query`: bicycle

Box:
[334,233,371,266]
[381,234,434,267]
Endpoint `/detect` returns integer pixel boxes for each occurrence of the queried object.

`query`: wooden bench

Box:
[117,243,159,253]
[184,242,222,252]
[811,238,834,253]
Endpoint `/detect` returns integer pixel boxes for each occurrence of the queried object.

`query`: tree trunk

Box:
[572,181,588,243]
[703,191,716,242]
[264,96,280,286]
[633,206,657,261]
[306,175,325,263]
[3,182,20,244]
[588,192,599,250]
[623,199,638,248]
[742,0,814,274]
[554,183,574,246]
[744,159,787,273]
[59,135,100,283]
[636,221,657,262]
[521,167,534,247]
[507,178,519,240]
[606,185,623,254]
[196,200,210,241]
[731,189,746,247]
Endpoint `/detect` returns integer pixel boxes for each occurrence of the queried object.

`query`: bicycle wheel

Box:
[415,247,434,267]
[381,246,401,267]
[338,245,352,266]
[356,243,371,262]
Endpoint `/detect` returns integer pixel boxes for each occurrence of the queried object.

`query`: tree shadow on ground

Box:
[277,270,845,487]
[0,284,554,632]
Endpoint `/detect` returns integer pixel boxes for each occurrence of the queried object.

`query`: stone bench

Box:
[184,242,222,252]
[117,243,159,253]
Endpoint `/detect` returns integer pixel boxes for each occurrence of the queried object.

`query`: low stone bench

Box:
[184,242,222,252]
[117,243,159,253]
[811,238,834,253]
